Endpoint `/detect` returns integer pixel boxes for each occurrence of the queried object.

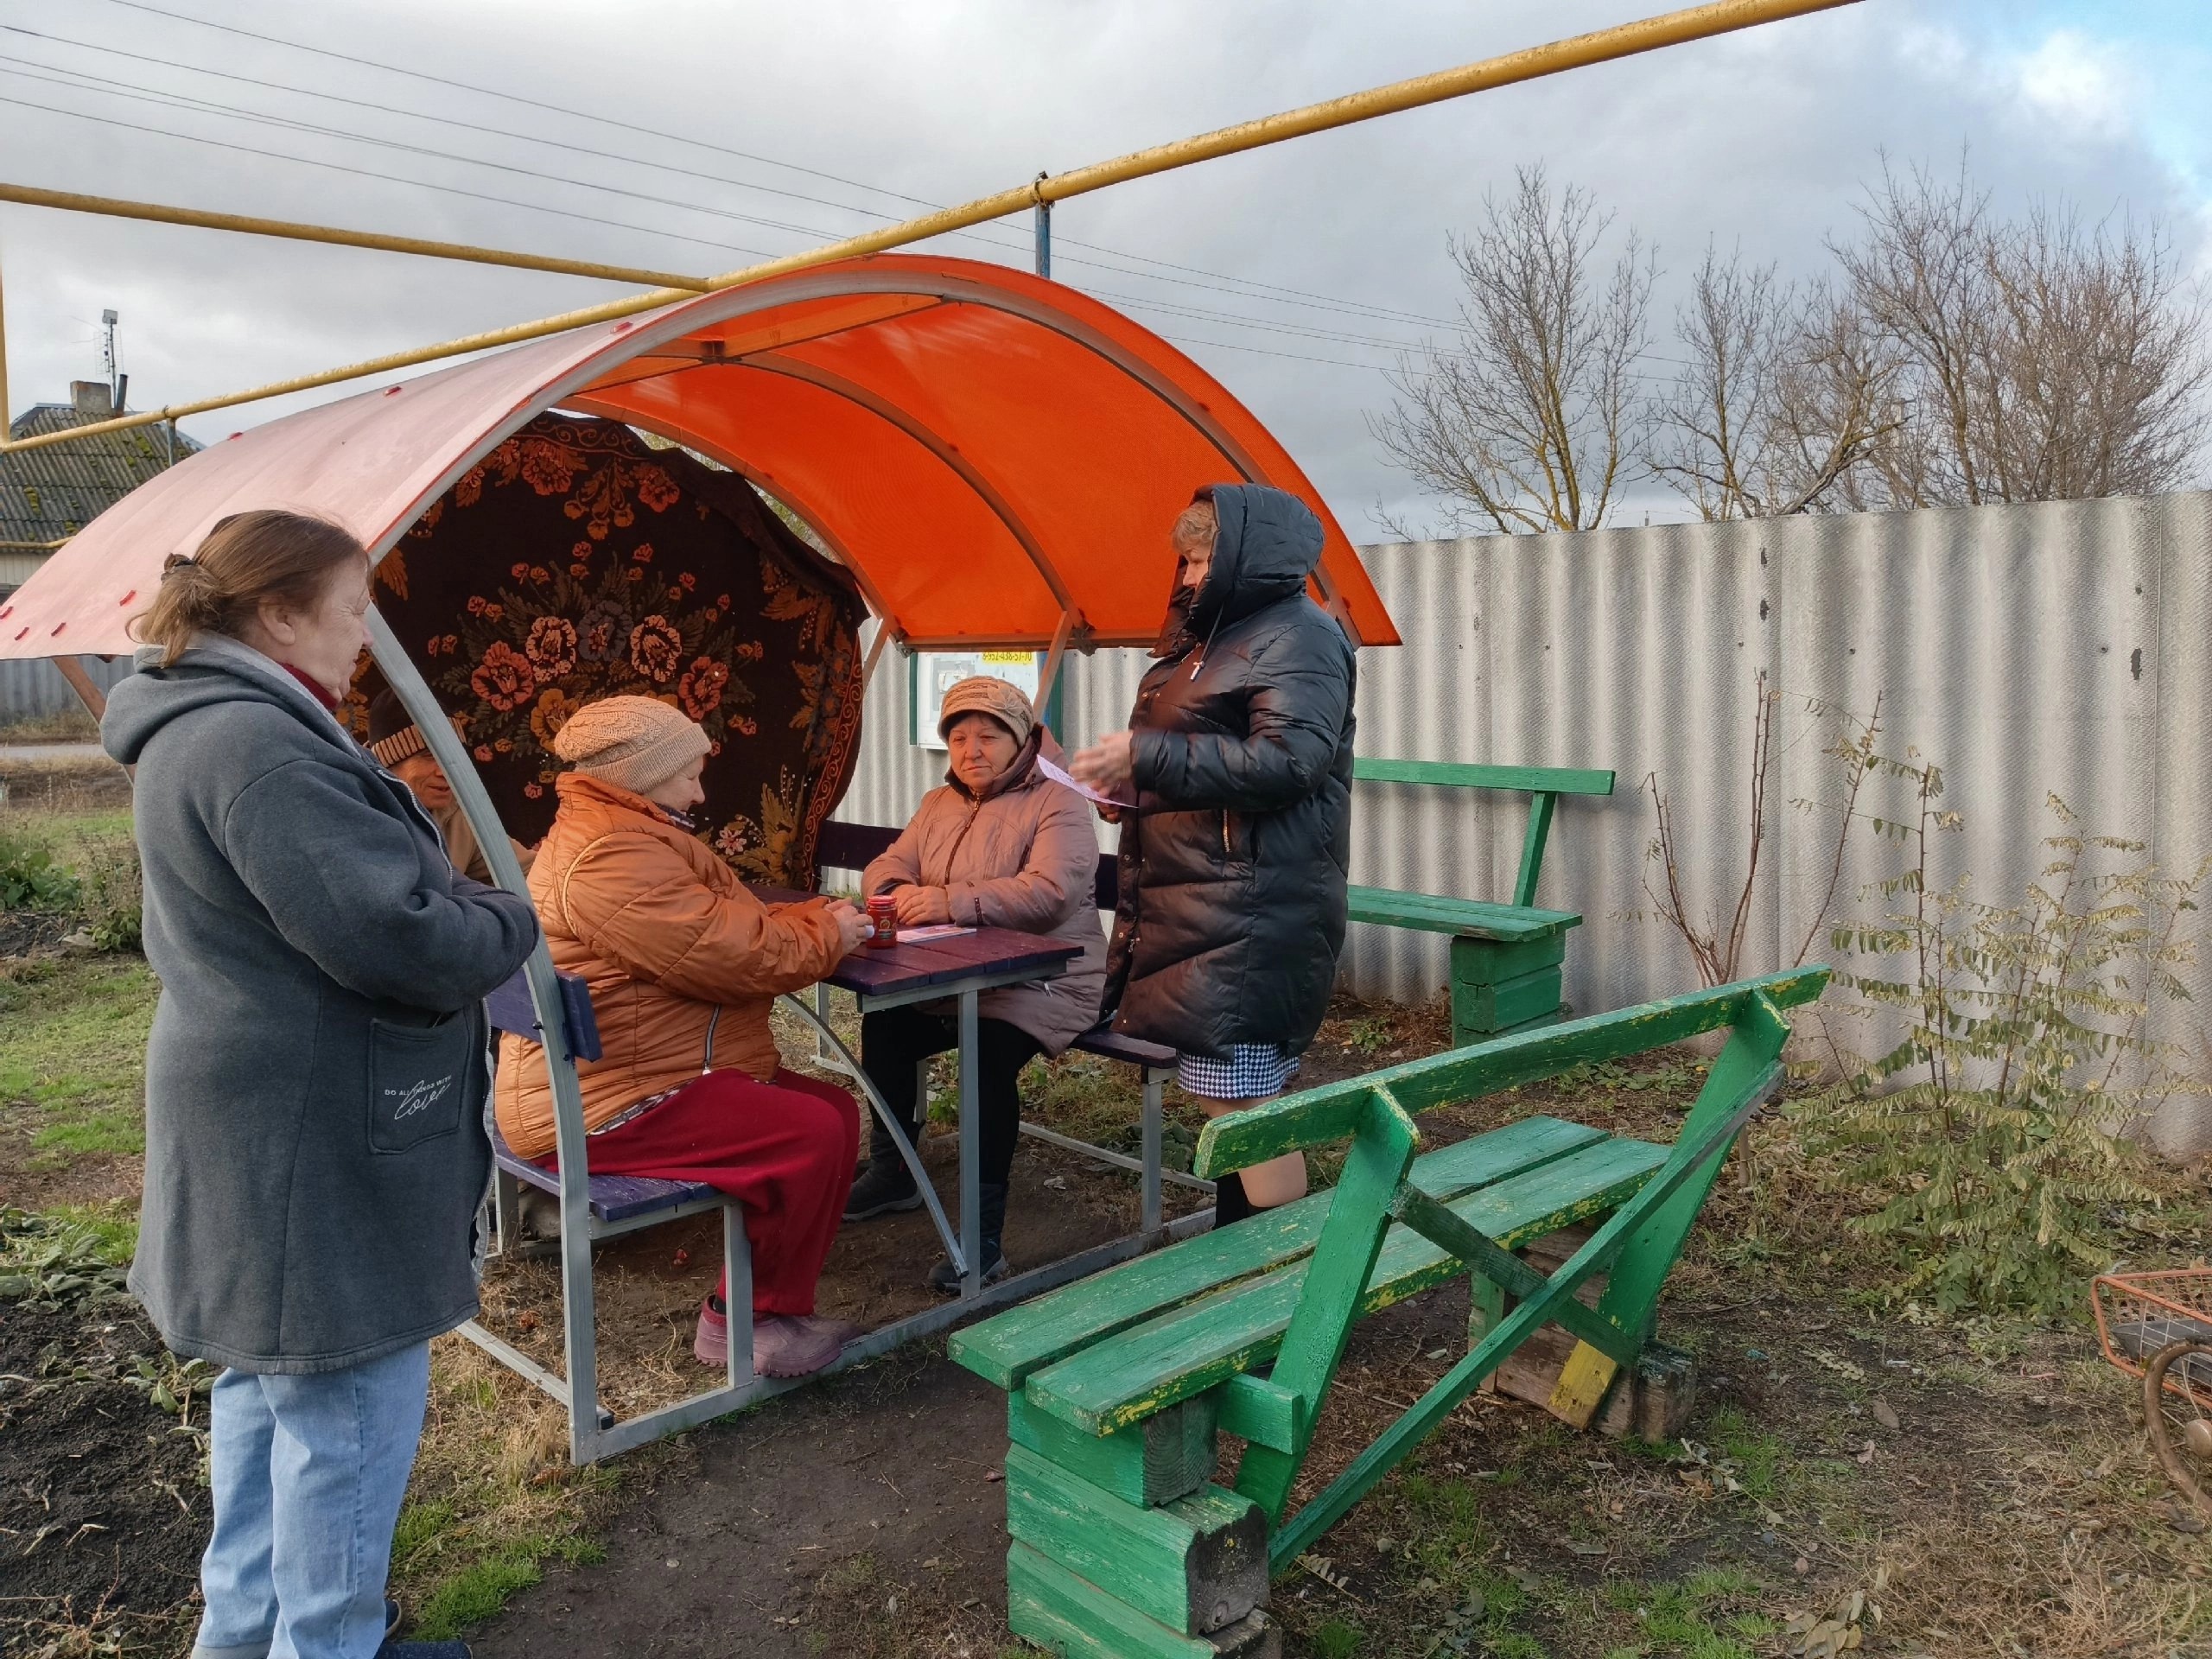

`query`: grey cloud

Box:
[0,0,2197,534]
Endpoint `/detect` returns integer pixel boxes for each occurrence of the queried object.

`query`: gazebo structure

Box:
[0,253,1398,1456]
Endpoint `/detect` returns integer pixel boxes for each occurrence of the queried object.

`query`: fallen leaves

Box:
[1295,1553,1364,1602]
[1786,1567,1886,1657]
[1870,1398,1900,1431]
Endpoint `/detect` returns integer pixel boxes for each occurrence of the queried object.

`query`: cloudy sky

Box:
[1,0,2205,536]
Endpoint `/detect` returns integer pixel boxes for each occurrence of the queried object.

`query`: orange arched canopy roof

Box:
[0,255,1397,660]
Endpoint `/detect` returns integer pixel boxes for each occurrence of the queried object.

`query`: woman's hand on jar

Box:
[893,886,952,926]
[1071,730,1135,800]
[823,899,873,956]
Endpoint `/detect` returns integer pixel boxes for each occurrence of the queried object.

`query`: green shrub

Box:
[1802,772,2204,1317]
[73,834,143,952]
[0,826,81,910]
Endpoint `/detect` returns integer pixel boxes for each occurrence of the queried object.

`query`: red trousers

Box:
[542,1068,859,1318]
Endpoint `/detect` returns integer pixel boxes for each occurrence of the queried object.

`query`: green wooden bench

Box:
[1349,760,1617,1046]
[950,967,1826,1657]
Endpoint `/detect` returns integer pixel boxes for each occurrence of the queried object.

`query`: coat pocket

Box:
[368,1016,473,1154]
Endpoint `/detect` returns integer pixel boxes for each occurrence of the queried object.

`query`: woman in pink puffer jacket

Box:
[846,675,1106,1289]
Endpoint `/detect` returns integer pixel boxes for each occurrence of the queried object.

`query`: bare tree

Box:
[1648,245,1788,521]
[1833,156,2211,507]
[1371,165,1654,535]
[1761,279,1909,514]
[1972,202,2210,499]
[1649,247,1908,521]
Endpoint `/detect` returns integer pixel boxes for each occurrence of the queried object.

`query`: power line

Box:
[0,53,1446,357]
[80,0,1459,328]
[0,59,876,251]
[0,22,940,250]
[0,90,787,264]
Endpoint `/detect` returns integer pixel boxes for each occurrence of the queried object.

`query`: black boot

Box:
[928,1182,1009,1294]
[1211,1170,1253,1229]
[844,1115,923,1220]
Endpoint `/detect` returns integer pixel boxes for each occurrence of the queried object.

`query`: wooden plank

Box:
[1511,790,1558,909]
[1346,886,1579,941]
[1007,1542,1281,1659]
[1352,758,1616,797]
[1452,964,1564,1035]
[1194,967,1830,1174]
[824,927,1080,996]
[1027,1135,1669,1436]
[1072,1025,1180,1069]
[1386,1185,1639,1367]
[1449,931,1567,987]
[1216,1373,1303,1452]
[1006,1446,1266,1635]
[949,1116,1611,1389]
[1547,1342,1621,1430]
[1008,1390,1217,1509]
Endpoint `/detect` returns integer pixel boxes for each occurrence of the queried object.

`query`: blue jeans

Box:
[192,1342,431,1659]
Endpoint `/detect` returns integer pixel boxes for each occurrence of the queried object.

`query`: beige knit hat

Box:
[937,675,1037,747]
[551,695,711,794]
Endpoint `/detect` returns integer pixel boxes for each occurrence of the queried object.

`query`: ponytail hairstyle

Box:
[132,510,370,667]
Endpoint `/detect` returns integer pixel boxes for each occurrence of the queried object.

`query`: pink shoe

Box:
[748,1314,849,1377]
[693,1296,728,1369]
[796,1313,863,1348]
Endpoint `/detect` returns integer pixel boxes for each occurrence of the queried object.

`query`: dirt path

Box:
[469,1344,1016,1658]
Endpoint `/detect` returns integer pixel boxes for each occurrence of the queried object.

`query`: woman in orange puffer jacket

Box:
[494,695,873,1378]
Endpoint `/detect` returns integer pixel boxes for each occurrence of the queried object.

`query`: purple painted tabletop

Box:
[748,886,1079,1001]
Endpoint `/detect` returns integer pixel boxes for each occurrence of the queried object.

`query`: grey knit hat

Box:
[550,695,711,794]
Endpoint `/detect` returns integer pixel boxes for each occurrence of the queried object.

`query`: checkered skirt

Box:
[1175,1042,1300,1102]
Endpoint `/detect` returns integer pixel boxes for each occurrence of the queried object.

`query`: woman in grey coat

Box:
[101,510,539,1659]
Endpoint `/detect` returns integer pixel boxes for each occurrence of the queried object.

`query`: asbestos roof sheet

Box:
[2,404,199,545]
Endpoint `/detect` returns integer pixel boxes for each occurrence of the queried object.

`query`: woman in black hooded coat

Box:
[1072,482,1357,1221]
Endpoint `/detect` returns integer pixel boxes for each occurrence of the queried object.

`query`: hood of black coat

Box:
[1154,483,1325,655]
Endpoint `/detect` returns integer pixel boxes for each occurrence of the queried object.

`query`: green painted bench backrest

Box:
[1193,967,1824,1177]
[1351,756,1618,909]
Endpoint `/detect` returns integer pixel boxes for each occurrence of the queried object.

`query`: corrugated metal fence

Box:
[0,653,131,727]
[840,492,2212,1154]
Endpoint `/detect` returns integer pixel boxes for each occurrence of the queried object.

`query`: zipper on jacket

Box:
[1221,810,1232,859]
[702,1007,721,1075]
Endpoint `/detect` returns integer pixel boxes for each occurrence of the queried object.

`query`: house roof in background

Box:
[3,404,200,546]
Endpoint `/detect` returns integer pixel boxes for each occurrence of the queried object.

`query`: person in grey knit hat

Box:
[547,693,715,797]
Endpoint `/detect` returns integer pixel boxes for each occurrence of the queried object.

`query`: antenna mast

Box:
[101,308,124,411]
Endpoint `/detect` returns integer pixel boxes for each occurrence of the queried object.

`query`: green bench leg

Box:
[1233,1090,1420,1526]
[1006,1446,1267,1636]
[1449,932,1567,1046]
[1010,1389,1217,1509]
[1581,995,1791,1357]
[1008,1541,1281,1658]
